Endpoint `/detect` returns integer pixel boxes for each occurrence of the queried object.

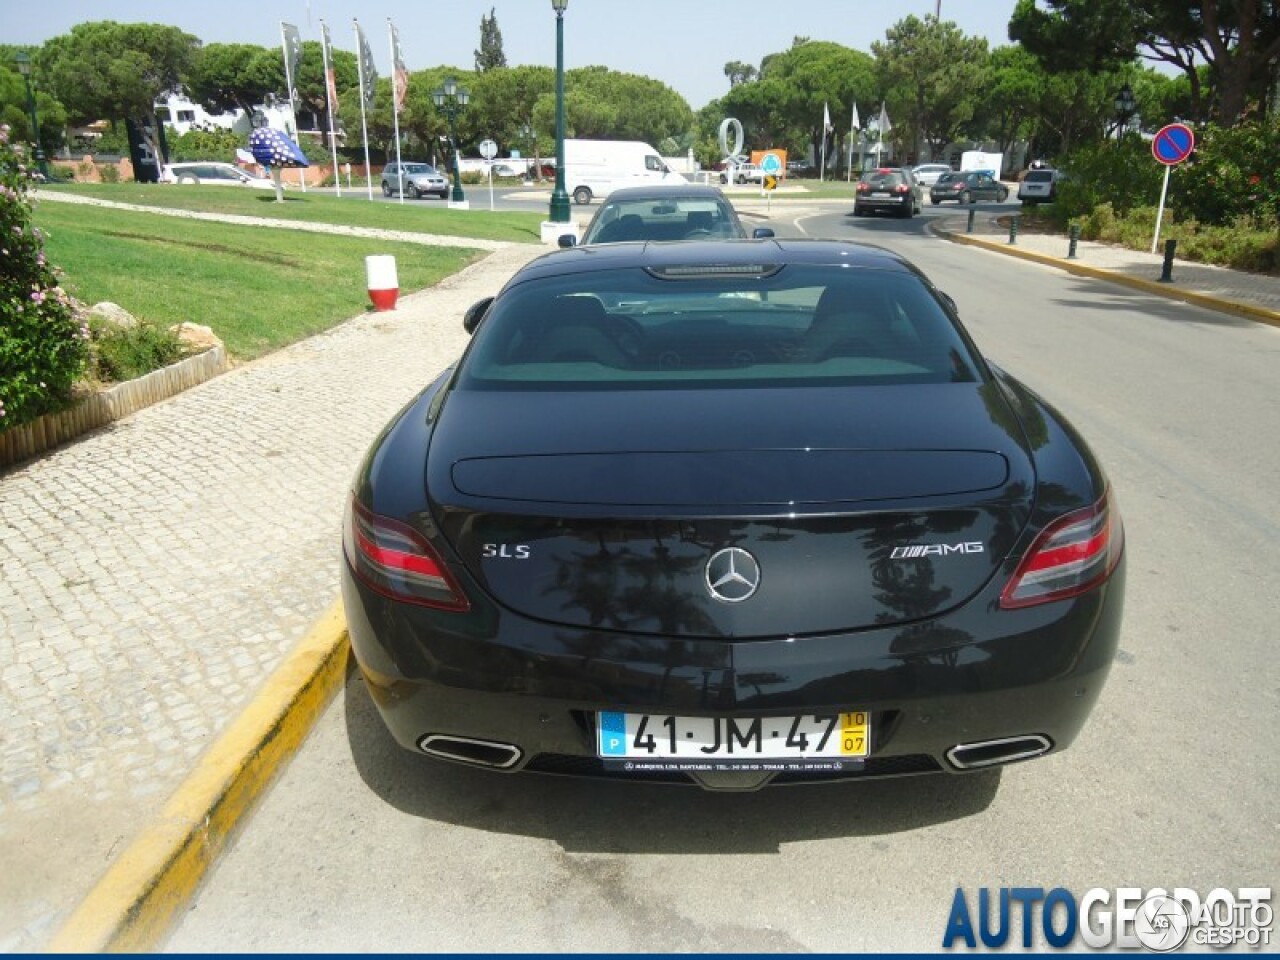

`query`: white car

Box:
[911,163,952,187]
[162,162,274,189]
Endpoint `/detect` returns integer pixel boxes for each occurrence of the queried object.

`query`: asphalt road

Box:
[164,201,1280,952]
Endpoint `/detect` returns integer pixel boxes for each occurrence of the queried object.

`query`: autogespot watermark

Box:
[943,886,1273,951]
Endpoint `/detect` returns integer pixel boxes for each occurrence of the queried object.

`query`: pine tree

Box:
[474,8,507,72]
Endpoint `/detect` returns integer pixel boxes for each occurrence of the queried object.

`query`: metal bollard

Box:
[1007,215,1019,245]
[1067,224,1080,259]
[966,208,976,234]
[1159,238,1176,282]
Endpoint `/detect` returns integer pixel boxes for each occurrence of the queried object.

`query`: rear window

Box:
[860,171,908,188]
[459,265,982,391]
[1025,170,1055,183]
[936,173,960,184]
[583,197,740,243]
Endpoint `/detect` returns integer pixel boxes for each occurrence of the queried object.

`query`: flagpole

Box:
[354,20,374,201]
[280,23,306,193]
[320,20,341,198]
[388,20,404,205]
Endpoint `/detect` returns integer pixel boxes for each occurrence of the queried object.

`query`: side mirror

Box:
[752,227,775,239]
[557,234,578,248]
[463,296,494,334]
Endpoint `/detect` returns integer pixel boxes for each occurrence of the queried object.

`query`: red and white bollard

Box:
[365,254,399,311]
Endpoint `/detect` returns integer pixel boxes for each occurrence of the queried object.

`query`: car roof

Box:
[514,238,921,283]
[603,185,729,201]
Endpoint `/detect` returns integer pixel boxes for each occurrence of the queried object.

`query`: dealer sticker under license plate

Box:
[597,711,869,772]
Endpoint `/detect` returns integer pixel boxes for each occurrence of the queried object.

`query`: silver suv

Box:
[381,162,449,199]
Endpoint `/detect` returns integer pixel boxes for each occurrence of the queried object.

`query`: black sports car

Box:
[341,239,1125,792]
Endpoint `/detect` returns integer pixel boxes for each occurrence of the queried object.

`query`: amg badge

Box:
[891,542,985,559]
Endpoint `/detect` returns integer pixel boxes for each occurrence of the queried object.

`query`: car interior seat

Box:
[597,214,645,244]
[684,210,717,238]
[524,296,631,367]
[802,285,911,363]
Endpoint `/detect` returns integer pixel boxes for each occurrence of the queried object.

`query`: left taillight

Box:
[343,496,470,611]
[1000,489,1124,609]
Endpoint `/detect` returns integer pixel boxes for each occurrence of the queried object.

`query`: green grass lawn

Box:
[39,182,546,244]
[34,202,486,360]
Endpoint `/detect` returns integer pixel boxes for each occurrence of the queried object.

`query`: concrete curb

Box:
[47,601,351,952]
[940,229,1280,328]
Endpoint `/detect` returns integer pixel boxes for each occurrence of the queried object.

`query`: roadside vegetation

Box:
[1045,120,1280,273]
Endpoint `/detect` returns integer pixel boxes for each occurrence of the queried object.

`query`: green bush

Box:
[89,317,186,384]
[0,123,90,429]
[1052,138,1160,223]
[99,165,120,183]
[1176,120,1280,226]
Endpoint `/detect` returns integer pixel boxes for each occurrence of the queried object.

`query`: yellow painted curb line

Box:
[944,231,1280,329]
[48,600,351,953]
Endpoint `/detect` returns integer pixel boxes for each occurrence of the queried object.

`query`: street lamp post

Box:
[13,51,49,180]
[1113,83,1136,139]
[519,122,538,182]
[432,76,470,205]
[548,0,570,223]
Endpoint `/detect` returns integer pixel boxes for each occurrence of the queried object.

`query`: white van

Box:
[562,139,686,204]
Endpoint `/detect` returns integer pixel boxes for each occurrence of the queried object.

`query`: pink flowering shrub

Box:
[1,124,90,429]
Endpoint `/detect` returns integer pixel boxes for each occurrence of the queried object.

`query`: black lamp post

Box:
[548,0,570,223]
[13,51,49,180]
[432,76,470,204]
[1113,83,1136,139]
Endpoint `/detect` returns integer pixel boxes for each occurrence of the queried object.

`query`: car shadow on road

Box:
[341,673,1002,854]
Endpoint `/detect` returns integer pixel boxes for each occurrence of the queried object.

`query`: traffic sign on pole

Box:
[1149,123,1195,254]
[1151,123,1194,166]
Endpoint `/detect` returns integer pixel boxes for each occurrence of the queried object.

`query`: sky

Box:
[2,0,1021,111]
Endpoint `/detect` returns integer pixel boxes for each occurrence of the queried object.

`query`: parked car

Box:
[720,162,764,185]
[910,163,952,187]
[853,167,923,218]
[341,238,1125,792]
[565,184,775,246]
[161,162,274,189]
[381,161,449,199]
[1018,168,1064,205]
[930,171,1009,205]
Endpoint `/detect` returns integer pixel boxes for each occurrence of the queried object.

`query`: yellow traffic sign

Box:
[764,175,778,191]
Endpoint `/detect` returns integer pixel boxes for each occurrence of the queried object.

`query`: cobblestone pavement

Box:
[0,236,544,951]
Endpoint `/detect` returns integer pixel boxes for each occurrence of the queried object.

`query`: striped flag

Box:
[321,20,339,120]
[389,21,409,112]
[280,22,302,104]
[355,20,378,108]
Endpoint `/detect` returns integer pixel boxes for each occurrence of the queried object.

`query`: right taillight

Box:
[343,496,470,611]
[1000,489,1124,609]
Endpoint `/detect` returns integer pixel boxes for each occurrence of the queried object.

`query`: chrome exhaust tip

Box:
[419,734,523,769]
[946,735,1052,770]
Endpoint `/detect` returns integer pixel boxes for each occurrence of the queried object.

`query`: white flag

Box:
[823,102,833,134]
[850,102,860,132]
[878,102,892,136]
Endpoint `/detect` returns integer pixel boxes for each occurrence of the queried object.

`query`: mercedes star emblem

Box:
[705,547,761,603]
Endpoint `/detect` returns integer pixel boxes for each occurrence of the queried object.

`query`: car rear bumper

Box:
[341,555,1124,787]
[855,195,912,211]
